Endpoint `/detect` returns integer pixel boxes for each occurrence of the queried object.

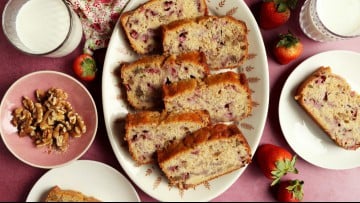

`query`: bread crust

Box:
[161,15,249,70]
[163,71,253,122]
[294,66,360,150]
[44,185,101,202]
[125,110,211,164]
[120,0,208,54]
[157,123,252,189]
[120,51,210,110]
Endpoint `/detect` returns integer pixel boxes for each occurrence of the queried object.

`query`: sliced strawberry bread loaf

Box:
[157,123,252,189]
[125,110,211,165]
[294,66,360,150]
[121,51,209,110]
[161,15,249,70]
[162,71,253,122]
[120,0,208,54]
[44,186,101,202]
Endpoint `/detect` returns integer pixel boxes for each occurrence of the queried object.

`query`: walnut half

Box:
[11,88,87,152]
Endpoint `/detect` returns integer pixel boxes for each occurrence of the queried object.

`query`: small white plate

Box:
[279,50,360,170]
[26,160,140,202]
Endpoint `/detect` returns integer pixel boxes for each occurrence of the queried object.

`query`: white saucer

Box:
[26,160,140,201]
[279,50,360,170]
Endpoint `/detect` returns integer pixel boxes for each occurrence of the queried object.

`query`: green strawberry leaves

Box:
[265,0,299,12]
[276,32,300,48]
[271,155,298,186]
[286,179,304,201]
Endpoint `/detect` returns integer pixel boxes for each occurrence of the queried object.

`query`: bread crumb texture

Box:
[295,66,360,150]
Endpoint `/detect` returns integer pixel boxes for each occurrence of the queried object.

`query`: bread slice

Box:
[125,110,211,165]
[120,0,208,54]
[162,71,253,122]
[157,123,252,189]
[121,51,210,110]
[44,185,101,202]
[161,15,248,70]
[294,66,360,150]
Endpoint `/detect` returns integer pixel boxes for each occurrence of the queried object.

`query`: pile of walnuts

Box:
[10,88,86,152]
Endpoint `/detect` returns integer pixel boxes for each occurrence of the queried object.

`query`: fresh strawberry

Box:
[255,144,298,186]
[259,0,298,29]
[275,179,304,202]
[273,31,303,65]
[73,54,97,82]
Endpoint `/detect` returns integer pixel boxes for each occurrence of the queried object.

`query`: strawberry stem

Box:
[276,31,300,48]
[265,0,299,12]
[286,179,304,201]
[287,0,299,10]
[81,58,97,76]
[270,155,298,186]
[276,1,288,12]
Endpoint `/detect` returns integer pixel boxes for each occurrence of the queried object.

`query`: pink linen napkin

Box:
[65,0,130,55]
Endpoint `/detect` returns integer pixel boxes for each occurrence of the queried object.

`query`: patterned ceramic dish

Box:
[102,0,269,201]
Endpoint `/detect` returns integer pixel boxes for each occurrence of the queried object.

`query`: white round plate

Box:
[279,50,360,170]
[26,160,140,202]
[102,0,269,201]
[0,70,98,169]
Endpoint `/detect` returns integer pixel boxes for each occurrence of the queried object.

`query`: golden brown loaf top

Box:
[161,15,248,70]
[294,66,360,150]
[120,51,209,110]
[120,0,208,54]
[157,123,252,189]
[162,71,253,122]
[44,185,101,202]
[125,110,211,164]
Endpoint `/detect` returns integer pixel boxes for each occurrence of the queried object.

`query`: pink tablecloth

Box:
[1,0,360,201]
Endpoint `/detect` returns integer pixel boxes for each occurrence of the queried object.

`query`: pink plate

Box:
[0,71,98,169]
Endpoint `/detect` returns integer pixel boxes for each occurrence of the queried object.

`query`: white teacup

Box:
[2,0,83,57]
[299,0,360,42]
